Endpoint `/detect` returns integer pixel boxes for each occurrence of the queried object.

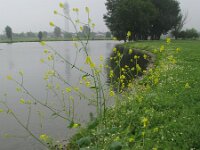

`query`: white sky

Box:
[0,0,199,33]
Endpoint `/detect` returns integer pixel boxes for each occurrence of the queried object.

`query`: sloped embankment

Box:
[68,40,200,150]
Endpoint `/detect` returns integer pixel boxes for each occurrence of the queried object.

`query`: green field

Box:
[68,40,200,149]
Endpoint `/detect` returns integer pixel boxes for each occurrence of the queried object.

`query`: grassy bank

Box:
[68,40,200,149]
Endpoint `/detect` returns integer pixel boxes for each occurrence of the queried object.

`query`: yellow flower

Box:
[59,2,64,8]
[80,26,83,31]
[153,49,158,53]
[85,56,95,68]
[143,54,147,59]
[73,87,79,92]
[40,134,49,141]
[136,64,141,72]
[153,127,159,132]
[73,8,79,12]
[176,48,181,53]
[166,37,171,44]
[185,83,191,89]
[88,18,92,24]
[40,59,45,63]
[127,31,131,38]
[129,49,133,55]
[109,90,115,97]
[6,75,13,80]
[110,70,114,78]
[120,75,126,80]
[99,55,104,61]
[49,21,55,27]
[19,98,25,104]
[85,81,90,87]
[53,10,58,15]
[47,83,52,89]
[92,23,95,28]
[40,41,46,46]
[128,137,134,143]
[141,117,148,128]
[16,87,22,92]
[112,37,117,40]
[85,7,90,13]
[44,49,48,54]
[72,123,80,128]
[160,45,165,52]
[113,47,117,52]
[134,55,138,59]
[66,87,71,93]
[47,55,54,61]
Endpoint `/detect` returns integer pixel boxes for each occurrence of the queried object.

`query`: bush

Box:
[178,28,199,39]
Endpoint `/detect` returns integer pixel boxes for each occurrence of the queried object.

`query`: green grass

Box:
[68,40,200,150]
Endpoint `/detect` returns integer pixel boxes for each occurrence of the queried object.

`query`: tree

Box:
[178,28,199,39]
[106,31,112,38]
[104,0,182,41]
[26,32,36,38]
[38,31,43,41]
[54,27,61,38]
[5,26,13,41]
[149,0,181,40]
[171,12,188,39]
[82,25,91,36]
[42,31,48,39]
[63,32,72,39]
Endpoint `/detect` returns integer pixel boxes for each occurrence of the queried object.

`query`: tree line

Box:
[1,26,113,42]
[104,0,199,41]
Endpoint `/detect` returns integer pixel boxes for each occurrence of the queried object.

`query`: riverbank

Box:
[68,40,200,149]
[0,37,112,43]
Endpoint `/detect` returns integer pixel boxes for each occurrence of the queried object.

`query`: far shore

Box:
[0,37,113,44]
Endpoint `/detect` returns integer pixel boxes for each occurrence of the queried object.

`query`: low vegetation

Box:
[68,40,200,149]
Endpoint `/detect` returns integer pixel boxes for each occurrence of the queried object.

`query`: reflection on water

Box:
[0,40,121,150]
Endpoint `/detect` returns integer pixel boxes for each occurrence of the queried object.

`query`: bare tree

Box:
[172,11,188,39]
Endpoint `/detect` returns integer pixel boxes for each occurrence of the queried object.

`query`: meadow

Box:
[68,40,200,150]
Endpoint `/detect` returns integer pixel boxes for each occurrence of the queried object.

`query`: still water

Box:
[0,40,120,150]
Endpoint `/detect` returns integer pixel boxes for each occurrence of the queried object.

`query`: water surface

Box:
[0,40,120,150]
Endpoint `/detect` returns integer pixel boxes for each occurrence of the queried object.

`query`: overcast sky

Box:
[0,0,199,33]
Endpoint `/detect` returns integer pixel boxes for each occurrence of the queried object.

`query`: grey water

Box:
[0,40,121,150]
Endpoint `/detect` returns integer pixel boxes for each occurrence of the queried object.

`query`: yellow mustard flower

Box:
[40,41,46,46]
[59,2,64,8]
[141,117,148,128]
[185,83,191,89]
[6,75,13,80]
[127,31,131,37]
[49,21,55,27]
[129,49,133,55]
[85,7,90,13]
[109,90,115,97]
[166,37,171,44]
[53,10,58,15]
[66,87,71,93]
[40,134,49,141]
